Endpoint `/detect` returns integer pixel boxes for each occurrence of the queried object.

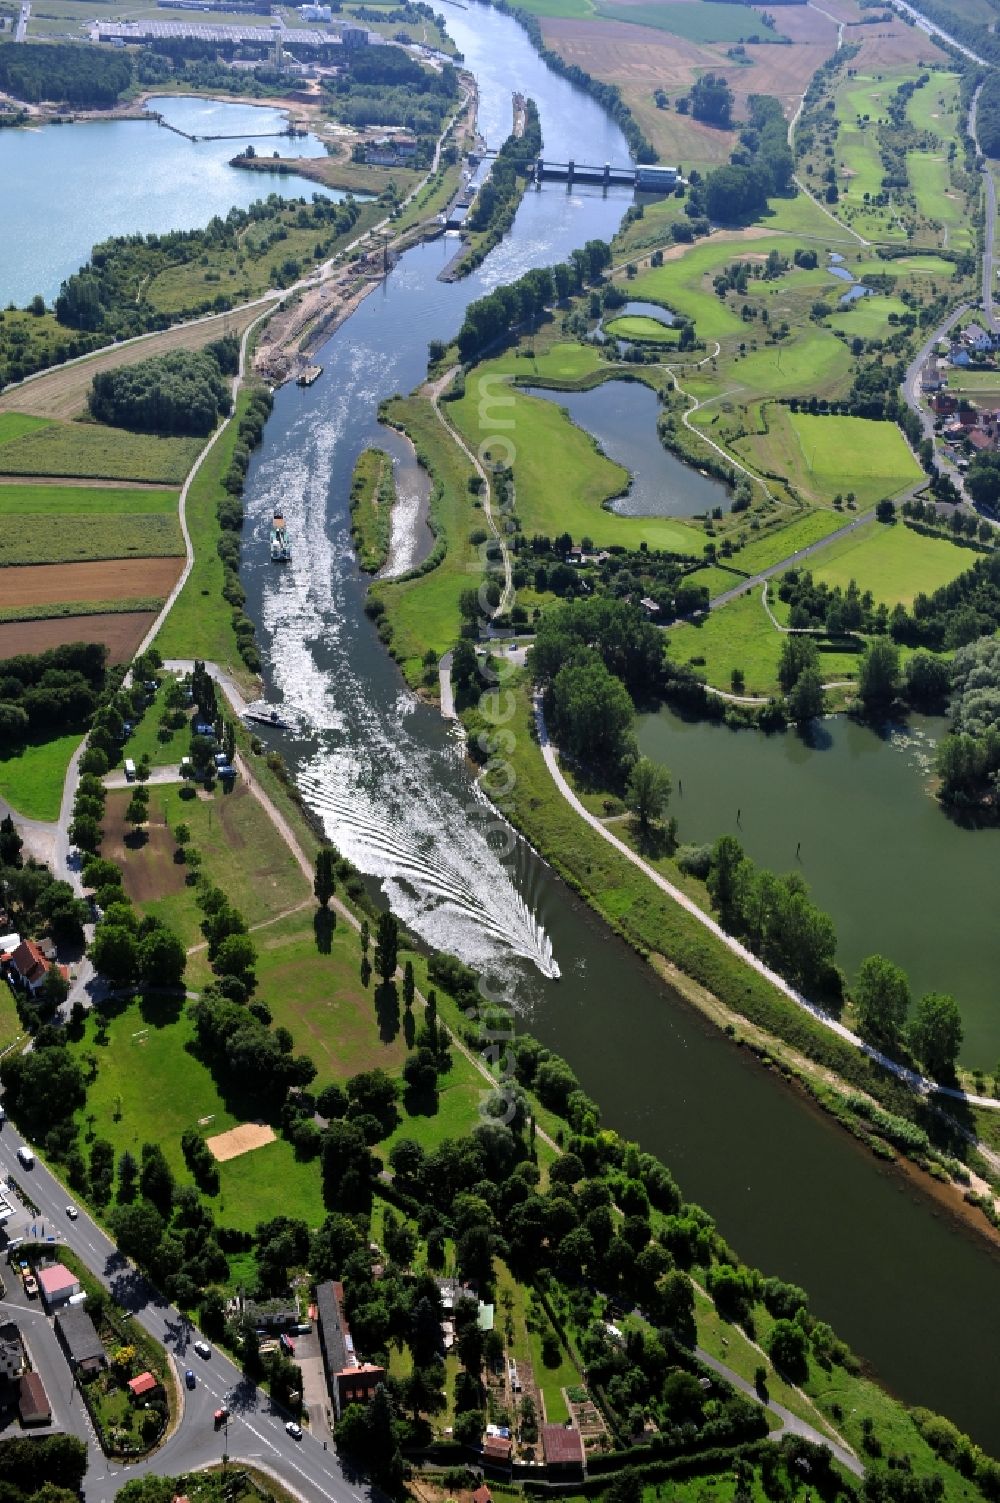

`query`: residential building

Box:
[36,1264,80,1310]
[541,1422,585,1479]
[127,1371,160,1401]
[18,1371,50,1426]
[315,1280,385,1419]
[55,1307,106,1378]
[7,939,51,996]
[0,1322,23,1382]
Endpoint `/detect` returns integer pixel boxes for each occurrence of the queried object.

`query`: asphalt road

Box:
[0,1119,373,1503]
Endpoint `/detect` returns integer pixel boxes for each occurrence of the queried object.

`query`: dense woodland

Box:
[323,45,458,138]
[0,41,131,106]
[88,344,234,436]
[456,239,612,361]
[0,641,108,754]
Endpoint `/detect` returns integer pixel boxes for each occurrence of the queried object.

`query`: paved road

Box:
[900,304,970,501]
[887,0,988,63]
[708,509,876,611]
[0,1121,371,1503]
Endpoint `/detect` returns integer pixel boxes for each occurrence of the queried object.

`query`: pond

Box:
[0,95,341,305]
[523,380,729,518]
[636,705,1000,1066]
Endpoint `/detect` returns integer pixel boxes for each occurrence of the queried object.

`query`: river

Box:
[228,1,1000,1447]
[0,95,339,307]
[3,12,998,1445]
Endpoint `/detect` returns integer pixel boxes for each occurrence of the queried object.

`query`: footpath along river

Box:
[221,1,1000,1445]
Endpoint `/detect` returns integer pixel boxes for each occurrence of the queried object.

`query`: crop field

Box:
[0,481,178,515]
[604,314,678,344]
[450,371,703,556]
[669,587,863,695]
[0,557,182,606]
[0,612,158,666]
[593,1,787,43]
[0,419,202,483]
[0,301,265,422]
[807,520,974,607]
[0,512,183,566]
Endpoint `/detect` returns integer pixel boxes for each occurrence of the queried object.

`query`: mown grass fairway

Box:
[0,732,79,820]
[0,512,183,566]
[489,340,608,386]
[0,482,178,515]
[785,411,922,504]
[605,314,678,344]
[876,254,955,278]
[0,412,53,445]
[807,520,975,607]
[450,370,703,555]
[826,293,909,339]
[0,419,202,483]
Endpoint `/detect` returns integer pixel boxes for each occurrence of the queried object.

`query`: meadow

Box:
[808,519,975,607]
[669,588,863,696]
[0,482,177,515]
[728,508,847,573]
[0,732,81,820]
[0,419,202,483]
[733,409,922,510]
[593,0,785,43]
[449,370,704,556]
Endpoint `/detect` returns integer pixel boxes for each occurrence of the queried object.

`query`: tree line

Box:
[88,347,233,437]
[456,238,612,363]
[0,640,107,755]
[0,41,131,106]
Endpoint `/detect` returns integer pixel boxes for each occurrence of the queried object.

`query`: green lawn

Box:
[449,370,703,556]
[604,314,678,345]
[778,411,923,507]
[491,340,608,387]
[0,483,178,516]
[877,255,956,278]
[826,293,910,339]
[727,508,847,573]
[0,420,201,483]
[672,587,863,695]
[154,387,252,673]
[684,564,747,599]
[120,684,192,769]
[946,368,1000,391]
[0,733,78,819]
[700,329,854,403]
[0,413,54,446]
[527,1310,581,1423]
[595,0,786,41]
[630,245,749,342]
[0,513,183,566]
[68,999,325,1236]
[808,520,975,607]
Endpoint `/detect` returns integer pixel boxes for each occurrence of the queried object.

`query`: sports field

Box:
[807,520,974,607]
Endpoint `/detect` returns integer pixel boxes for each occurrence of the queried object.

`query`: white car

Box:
[66,1205,78,1220]
[285,1421,302,1440]
[193,1339,211,1359]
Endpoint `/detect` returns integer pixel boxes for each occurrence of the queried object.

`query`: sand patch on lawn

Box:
[207,1122,276,1162]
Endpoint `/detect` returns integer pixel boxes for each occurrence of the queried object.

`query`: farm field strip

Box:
[0,482,179,514]
[0,512,183,566]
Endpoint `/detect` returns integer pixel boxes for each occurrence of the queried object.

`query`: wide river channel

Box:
[5,10,1000,1446]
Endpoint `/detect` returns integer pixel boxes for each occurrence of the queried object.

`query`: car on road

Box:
[23,1275,37,1299]
[185,1369,196,1389]
[66,1205,78,1219]
[193,1339,211,1359]
[285,1421,302,1440]
[213,1407,229,1428]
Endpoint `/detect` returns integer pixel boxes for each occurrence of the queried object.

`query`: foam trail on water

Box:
[247,371,559,982]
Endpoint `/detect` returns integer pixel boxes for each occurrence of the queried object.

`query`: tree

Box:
[109,1200,165,1267]
[138,927,186,989]
[549,657,636,778]
[625,757,671,830]
[766,1318,808,1382]
[0,813,23,868]
[213,932,257,991]
[858,637,900,713]
[690,72,733,127]
[89,925,140,988]
[778,634,818,694]
[140,1143,175,1216]
[904,650,951,710]
[853,954,910,1046]
[910,992,963,1080]
[374,910,398,984]
[314,847,336,908]
[125,796,148,832]
[875,498,895,523]
[786,665,825,724]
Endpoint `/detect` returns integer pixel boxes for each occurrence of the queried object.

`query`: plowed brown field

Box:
[0,611,158,664]
[1,557,182,605]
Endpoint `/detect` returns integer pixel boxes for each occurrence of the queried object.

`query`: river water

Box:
[0,95,338,307]
[4,12,999,1444]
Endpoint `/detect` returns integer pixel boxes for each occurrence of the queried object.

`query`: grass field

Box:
[154,384,253,676]
[946,368,1000,391]
[875,254,956,278]
[0,512,183,566]
[826,293,910,339]
[670,587,863,695]
[702,328,854,402]
[102,781,309,948]
[0,733,79,820]
[490,340,608,387]
[604,314,678,344]
[730,508,848,573]
[808,519,975,607]
[68,998,326,1236]
[0,482,178,515]
[0,413,52,445]
[594,0,786,42]
[449,370,703,556]
[0,419,202,483]
[734,409,921,509]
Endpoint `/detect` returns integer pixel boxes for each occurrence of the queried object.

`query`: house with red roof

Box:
[541,1423,585,1479]
[127,1371,160,1401]
[36,1263,80,1310]
[7,939,51,996]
